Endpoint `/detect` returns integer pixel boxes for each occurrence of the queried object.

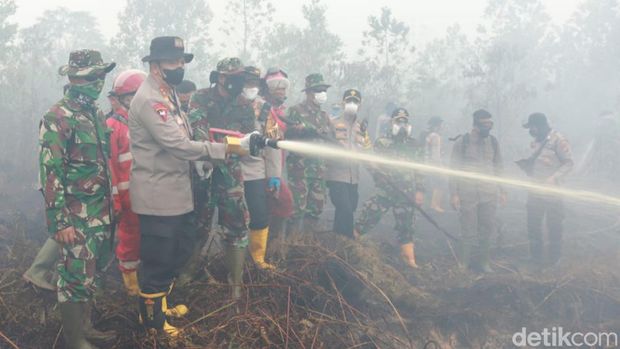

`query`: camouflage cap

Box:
[242,66,261,81]
[216,57,244,74]
[303,73,331,92]
[58,49,116,78]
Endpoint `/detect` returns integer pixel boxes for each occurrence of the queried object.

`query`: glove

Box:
[268,177,281,193]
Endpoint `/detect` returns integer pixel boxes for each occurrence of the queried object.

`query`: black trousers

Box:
[244,179,270,230]
[138,213,197,294]
[327,181,359,237]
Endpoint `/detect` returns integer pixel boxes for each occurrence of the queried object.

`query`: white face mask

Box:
[242,87,259,101]
[391,123,412,137]
[314,91,327,105]
[344,102,359,115]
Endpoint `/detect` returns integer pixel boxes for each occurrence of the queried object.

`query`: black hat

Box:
[142,36,194,63]
[523,113,549,128]
[342,89,362,102]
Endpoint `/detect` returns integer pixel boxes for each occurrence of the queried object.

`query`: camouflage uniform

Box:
[40,50,115,303]
[189,58,254,247]
[355,133,424,244]
[284,74,332,225]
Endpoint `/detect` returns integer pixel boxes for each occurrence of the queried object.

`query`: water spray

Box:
[269,140,620,208]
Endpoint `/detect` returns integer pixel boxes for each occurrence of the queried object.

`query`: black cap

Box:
[391,107,410,119]
[142,36,194,63]
[342,89,362,102]
[523,112,549,129]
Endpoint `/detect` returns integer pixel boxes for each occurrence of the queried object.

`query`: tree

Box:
[467,0,553,141]
[350,7,414,127]
[219,0,274,63]
[261,0,343,98]
[113,0,214,84]
[0,0,16,66]
[410,25,477,129]
[360,7,414,68]
[0,7,107,189]
[549,0,620,136]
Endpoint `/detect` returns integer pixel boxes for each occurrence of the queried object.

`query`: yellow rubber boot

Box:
[249,227,275,270]
[121,270,140,296]
[139,292,181,337]
[400,242,419,269]
[162,295,188,318]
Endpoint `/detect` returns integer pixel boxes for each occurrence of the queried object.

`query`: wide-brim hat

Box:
[141,36,194,63]
[58,49,116,77]
[303,73,331,92]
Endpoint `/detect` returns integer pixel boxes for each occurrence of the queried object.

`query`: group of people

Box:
[21,35,574,348]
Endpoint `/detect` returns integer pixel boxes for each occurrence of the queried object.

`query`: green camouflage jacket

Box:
[39,91,112,235]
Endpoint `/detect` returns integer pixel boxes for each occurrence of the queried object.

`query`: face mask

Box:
[225,74,245,96]
[71,79,105,100]
[344,102,359,115]
[314,91,327,105]
[242,87,259,101]
[475,121,493,138]
[391,123,412,137]
[162,67,185,86]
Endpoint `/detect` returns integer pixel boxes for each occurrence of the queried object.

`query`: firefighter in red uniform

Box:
[106,69,147,295]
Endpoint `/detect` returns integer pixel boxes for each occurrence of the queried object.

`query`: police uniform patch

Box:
[153,103,169,122]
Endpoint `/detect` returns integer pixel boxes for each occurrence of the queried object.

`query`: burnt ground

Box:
[0,178,619,349]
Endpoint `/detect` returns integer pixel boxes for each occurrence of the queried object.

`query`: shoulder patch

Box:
[153,102,169,122]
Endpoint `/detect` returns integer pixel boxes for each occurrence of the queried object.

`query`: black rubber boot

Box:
[83,302,116,346]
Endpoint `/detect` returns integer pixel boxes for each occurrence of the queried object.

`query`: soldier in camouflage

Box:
[284,73,332,233]
[355,108,425,269]
[39,49,117,348]
[189,58,269,299]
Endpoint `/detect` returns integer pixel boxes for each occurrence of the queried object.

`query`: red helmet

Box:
[113,69,147,96]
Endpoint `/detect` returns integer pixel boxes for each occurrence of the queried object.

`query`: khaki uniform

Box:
[129,75,226,216]
[129,74,226,294]
[526,130,573,263]
[325,113,371,237]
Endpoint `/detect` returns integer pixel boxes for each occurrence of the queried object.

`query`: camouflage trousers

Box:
[210,160,249,248]
[57,225,111,303]
[356,194,416,244]
[287,156,326,220]
[194,177,215,238]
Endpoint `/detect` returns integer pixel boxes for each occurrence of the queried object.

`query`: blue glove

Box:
[268,177,281,192]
